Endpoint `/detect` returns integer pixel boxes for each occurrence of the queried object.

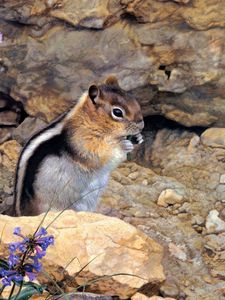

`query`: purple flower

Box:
[0,32,3,43]
[11,274,23,282]
[0,226,54,287]
[8,254,20,267]
[35,246,46,258]
[46,236,54,245]
[13,227,21,235]
[0,269,6,276]
[23,260,42,281]
[37,235,54,249]
[13,227,25,239]
[9,243,18,252]
[0,269,23,286]
[35,227,47,237]
[2,277,11,286]
[25,271,36,281]
[33,261,42,272]
[18,243,27,252]
[0,270,15,277]
[9,241,27,253]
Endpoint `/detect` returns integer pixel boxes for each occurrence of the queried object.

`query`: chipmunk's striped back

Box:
[13,113,68,216]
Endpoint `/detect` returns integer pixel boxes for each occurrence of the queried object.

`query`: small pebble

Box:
[191,215,205,226]
[219,174,225,184]
[142,179,148,186]
[128,171,139,180]
[160,282,179,298]
[206,210,225,233]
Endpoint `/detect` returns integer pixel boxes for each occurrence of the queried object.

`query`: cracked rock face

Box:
[0,0,225,126]
[0,211,165,299]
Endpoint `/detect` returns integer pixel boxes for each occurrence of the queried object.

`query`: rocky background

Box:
[0,0,225,299]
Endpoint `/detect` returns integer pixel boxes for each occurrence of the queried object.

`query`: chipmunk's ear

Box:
[104,75,120,88]
[88,84,100,104]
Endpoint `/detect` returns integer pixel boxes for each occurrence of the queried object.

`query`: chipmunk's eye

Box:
[111,107,124,120]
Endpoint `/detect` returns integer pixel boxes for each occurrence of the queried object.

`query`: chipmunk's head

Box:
[87,75,144,141]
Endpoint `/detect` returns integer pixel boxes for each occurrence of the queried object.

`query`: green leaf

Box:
[10,282,44,300]
[22,282,45,293]
[0,259,9,270]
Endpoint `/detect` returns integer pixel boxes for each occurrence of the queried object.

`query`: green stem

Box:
[14,281,23,300]
[8,282,16,300]
[75,272,146,293]
[0,285,5,296]
[41,270,70,300]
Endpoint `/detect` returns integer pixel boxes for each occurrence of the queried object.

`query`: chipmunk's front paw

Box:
[120,139,134,153]
[134,133,144,144]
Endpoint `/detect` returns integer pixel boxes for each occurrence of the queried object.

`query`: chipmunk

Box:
[11,76,144,216]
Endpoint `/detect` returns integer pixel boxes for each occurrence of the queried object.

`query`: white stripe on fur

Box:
[15,122,64,214]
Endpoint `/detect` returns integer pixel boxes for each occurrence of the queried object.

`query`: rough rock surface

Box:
[201,128,225,148]
[1,1,225,298]
[1,0,225,126]
[0,124,225,299]
[132,294,175,300]
[0,211,165,299]
[97,127,225,300]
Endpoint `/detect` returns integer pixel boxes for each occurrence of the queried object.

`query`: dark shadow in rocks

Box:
[143,115,207,136]
[0,92,28,124]
[120,12,139,24]
[130,114,208,167]
[159,65,172,80]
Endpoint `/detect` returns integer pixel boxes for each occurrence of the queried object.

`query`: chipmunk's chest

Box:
[35,154,110,211]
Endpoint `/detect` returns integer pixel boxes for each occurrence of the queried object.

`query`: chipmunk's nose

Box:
[137,120,144,130]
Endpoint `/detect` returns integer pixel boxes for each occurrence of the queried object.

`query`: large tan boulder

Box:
[0,211,165,298]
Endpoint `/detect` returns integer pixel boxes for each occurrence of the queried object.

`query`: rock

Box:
[205,210,225,234]
[0,128,12,144]
[219,174,225,184]
[215,184,225,202]
[221,208,225,219]
[142,179,148,186]
[148,297,176,300]
[0,98,7,108]
[157,189,184,207]
[168,243,187,262]
[159,281,180,298]
[0,147,224,300]
[132,295,176,300]
[57,292,113,300]
[132,293,151,300]
[205,233,225,253]
[0,140,21,170]
[0,110,18,126]
[1,1,225,126]
[201,128,225,148]
[191,215,205,226]
[132,294,176,300]
[128,171,140,180]
[0,211,165,298]
[49,1,116,29]
[187,135,200,152]
[12,117,47,144]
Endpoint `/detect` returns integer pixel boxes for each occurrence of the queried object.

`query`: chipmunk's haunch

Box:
[12,76,144,216]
